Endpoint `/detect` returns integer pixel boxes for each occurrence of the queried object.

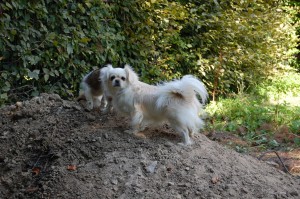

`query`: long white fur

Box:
[103,64,208,145]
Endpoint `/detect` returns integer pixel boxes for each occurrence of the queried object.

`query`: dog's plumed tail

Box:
[156,75,208,109]
[182,75,208,104]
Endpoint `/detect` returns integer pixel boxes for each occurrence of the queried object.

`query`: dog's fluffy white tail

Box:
[156,75,208,109]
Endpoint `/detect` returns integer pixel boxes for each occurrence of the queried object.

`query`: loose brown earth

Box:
[1,93,300,199]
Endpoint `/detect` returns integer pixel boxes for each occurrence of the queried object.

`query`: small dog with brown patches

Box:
[77,65,112,113]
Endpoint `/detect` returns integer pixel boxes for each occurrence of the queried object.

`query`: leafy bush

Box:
[0,0,298,105]
[0,0,148,104]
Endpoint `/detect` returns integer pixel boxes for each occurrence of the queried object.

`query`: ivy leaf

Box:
[80,37,91,43]
[28,69,40,80]
[6,2,13,9]
[44,74,49,82]
[27,56,41,65]
[0,93,8,100]
[31,90,39,97]
[67,43,73,55]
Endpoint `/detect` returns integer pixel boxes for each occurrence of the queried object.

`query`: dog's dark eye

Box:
[110,76,115,81]
[121,77,126,81]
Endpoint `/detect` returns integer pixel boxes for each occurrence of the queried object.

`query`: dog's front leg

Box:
[125,108,143,134]
[93,95,103,109]
[101,96,113,114]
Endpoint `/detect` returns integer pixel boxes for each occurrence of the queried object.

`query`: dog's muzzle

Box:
[113,79,120,87]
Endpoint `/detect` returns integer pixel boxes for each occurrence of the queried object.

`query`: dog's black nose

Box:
[114,79,120,87]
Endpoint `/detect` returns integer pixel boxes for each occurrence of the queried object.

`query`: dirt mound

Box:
[1,93,299,199]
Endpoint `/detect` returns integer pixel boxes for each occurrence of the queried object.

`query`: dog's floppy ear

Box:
[124,64,139,83]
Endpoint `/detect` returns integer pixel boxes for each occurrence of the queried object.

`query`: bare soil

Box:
[1,93,300,199]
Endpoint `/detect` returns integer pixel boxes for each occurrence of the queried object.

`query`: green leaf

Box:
[11,29,17,35]
[294,137,300,146]
[31,90,39,97]
[2,85,10,92]
[6,2,13,9]
[268,140,279,148]
[80,37,91,43]
[27,56,41,65]
[28,70,40,80]
[43,68,50,74]
[0,93,8,100]
[67,43,73,55]
[44,74,49,82]
[48,32,56,40]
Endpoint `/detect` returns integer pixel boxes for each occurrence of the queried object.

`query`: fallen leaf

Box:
[32,167,41,176]
[25,186,39,193]
[211,175,220,184]
[67,165,77,171]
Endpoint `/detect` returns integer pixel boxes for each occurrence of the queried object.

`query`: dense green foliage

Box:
[0,0,298,105]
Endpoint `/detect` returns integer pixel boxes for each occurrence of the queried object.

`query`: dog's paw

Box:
[178,140,193,146]
[86,103,93,111]
[101,108,110,114]
[134,132,146,139]
[124,129,136,134]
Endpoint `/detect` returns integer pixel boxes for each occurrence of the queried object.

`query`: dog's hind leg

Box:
[188,128,196,138]
[180,130,193,146]
[171,124,192,146]
[85,91,94,110]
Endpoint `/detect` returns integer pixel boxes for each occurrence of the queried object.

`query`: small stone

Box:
[16,101,23,108]
[241,187,248,194]
[86,114,96,121]
[175,194,182,199]
[167,182,174,186]
[73,105,82,111]
[62,100,72,108]
[164,142,173,147]
[146,161,158,173]
[103,133,108,139]
[103,181,108,185]
[10,105,17,110]
[178,183,188,187]
[207,167,214,173]
[33,97,42,104]
[111,179,118,185]
[228,188,235,196]
[290,191,298,196]
[66,139,74,143]
[49,94,61,101]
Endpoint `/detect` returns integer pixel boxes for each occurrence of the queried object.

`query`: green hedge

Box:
[0,0,298,105]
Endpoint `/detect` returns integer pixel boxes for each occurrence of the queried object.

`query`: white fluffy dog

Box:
[102,64,208,145]
[77,65,112,112]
